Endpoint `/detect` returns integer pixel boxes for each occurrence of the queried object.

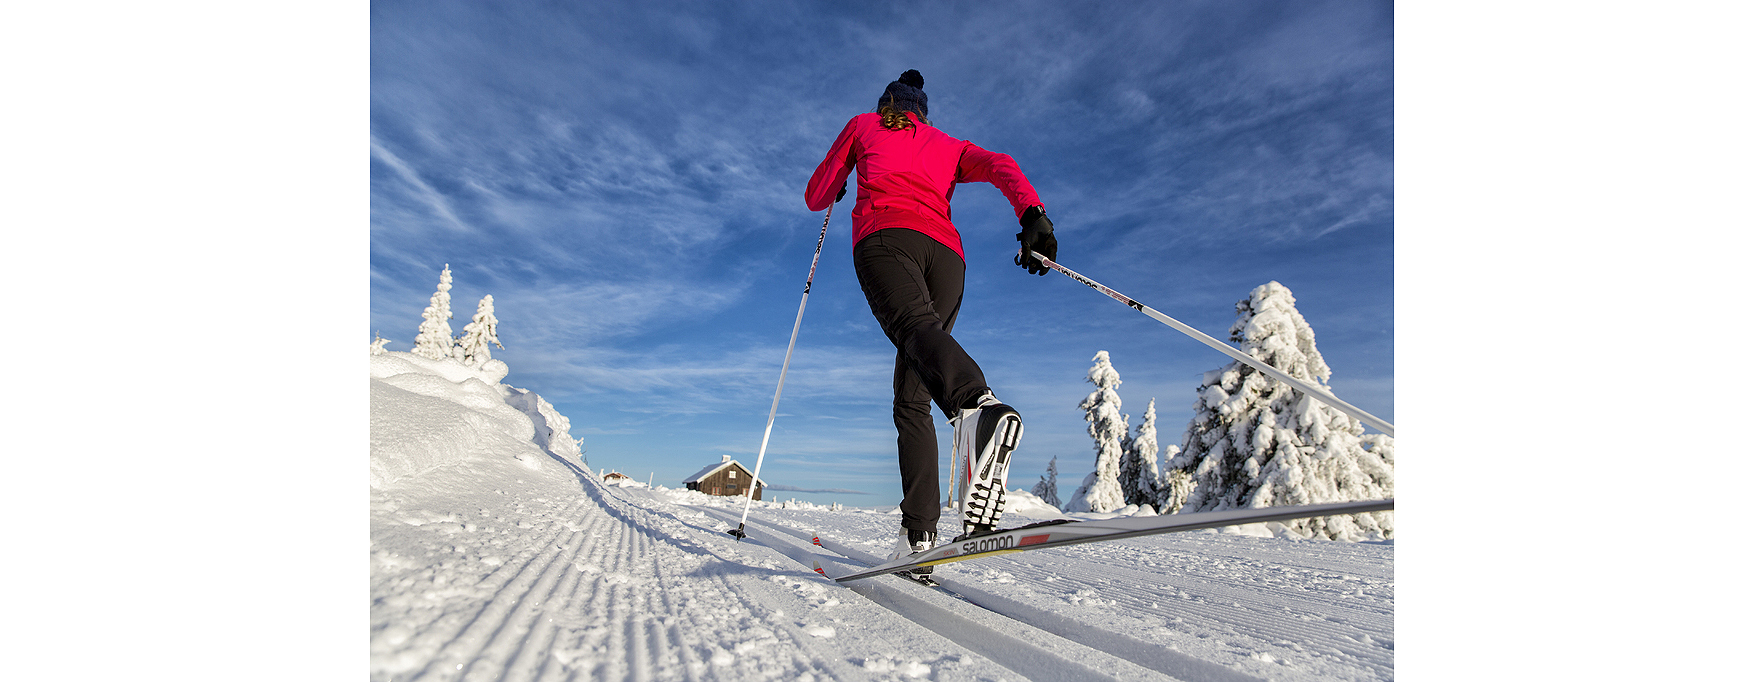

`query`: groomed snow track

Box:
[373,454,1389,681]
[378,457,1136,681]
[695,506,1262,682]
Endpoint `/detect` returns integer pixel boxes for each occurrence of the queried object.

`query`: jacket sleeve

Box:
[956,143,1043,222]
[805,118,860,211]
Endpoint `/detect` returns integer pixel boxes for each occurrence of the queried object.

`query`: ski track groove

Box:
[1039,542,1392,658]
[745,509,1267,682]
[534,510,610,682]
[384,465,802,682]
[1002,555,1391,670]
[693,505,1193,682]
[550,509,615,682]
[649,552,705,682]
[630,532,654,682]
[554,479,769,681]
[409,495,591,682]
[706,559,826,680]
[455,497,592,681]
[756,506,1393,681]
[494,522,587,681]
[603,521,634,680]
[464,501,605,682]
[558,507,623,680]
[557,515,616,681]
[476,492,612,682]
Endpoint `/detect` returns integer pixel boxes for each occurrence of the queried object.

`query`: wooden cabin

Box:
[683,455,765,500]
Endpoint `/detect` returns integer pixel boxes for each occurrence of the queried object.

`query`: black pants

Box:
[853,227,990,533]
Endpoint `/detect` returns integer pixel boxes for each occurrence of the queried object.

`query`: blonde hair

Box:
[878,102,930,131]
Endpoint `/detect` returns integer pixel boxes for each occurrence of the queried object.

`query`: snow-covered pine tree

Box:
[1068,351,1127,513]
[1030,456,1062,509]
[370,332,391,355]
[456,294,504,367]
[1158,444,1191,513]
[412,264,456,360]
[1361,433,1394,469]
[1165,282,1393,540]
[1121,398,1162,507]
[1118,412,1137,505]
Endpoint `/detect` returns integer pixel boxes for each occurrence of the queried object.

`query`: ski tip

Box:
[812,560,827,577]
[811,531,822,547]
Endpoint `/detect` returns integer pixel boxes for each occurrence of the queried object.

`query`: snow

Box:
[371,350,1396,680]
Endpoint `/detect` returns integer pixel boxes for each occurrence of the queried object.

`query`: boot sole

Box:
[963,411,1023,531]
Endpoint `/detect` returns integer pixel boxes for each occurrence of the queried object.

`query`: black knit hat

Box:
[877,69,928,118]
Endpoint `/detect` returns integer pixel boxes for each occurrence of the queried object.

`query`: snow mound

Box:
[1003,487,1069,519]
[372,349,508,385]
[505,386,580,460]
[369,351,578,490]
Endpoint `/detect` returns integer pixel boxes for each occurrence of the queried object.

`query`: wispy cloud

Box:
[370,137,474,234]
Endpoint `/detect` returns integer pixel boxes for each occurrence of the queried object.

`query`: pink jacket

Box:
[805,112,1042,260]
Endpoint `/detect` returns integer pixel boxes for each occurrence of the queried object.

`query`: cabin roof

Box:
[682,459,765,486]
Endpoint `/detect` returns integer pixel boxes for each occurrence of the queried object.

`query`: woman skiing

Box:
[804,70,1059,572]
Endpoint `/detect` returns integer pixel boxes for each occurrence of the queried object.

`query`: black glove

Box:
[1015,205,1056,276]
[835,184,848,203]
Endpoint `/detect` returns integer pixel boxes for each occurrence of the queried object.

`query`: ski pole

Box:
[729,205,834,540]
[945,426,961,512]
[1021,248,1395,437]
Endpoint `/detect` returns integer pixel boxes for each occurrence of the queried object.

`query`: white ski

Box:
[831,499,1394,583]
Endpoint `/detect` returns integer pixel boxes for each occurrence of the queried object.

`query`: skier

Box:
[804,70,1059,575]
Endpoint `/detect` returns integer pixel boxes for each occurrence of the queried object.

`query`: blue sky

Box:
[370,0,1394,505]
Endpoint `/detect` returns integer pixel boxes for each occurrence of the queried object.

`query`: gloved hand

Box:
[1014,205,1056,276]
[835,184,848,203]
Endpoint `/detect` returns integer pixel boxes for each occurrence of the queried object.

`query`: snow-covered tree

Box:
[1068,351,1126,513]
[1158,444,1192,513]
[1165,282,1393,540]
[1030,456,1062,509]
[455,294,504,367]
[1360,433,1394,469]
[1121,398,1162,507]
[412,264,456,360]
[370,332,391,355]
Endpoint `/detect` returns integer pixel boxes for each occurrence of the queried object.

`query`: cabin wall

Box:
[695,466,761,500]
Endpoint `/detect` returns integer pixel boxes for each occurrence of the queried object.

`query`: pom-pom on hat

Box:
[877,69,928,118]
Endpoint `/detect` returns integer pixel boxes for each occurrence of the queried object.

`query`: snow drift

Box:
[369,350,576,489]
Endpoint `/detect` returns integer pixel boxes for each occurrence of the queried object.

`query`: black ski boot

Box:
[888,528,938,579]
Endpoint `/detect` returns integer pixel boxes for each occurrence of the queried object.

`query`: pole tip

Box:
[727,525,747,541]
